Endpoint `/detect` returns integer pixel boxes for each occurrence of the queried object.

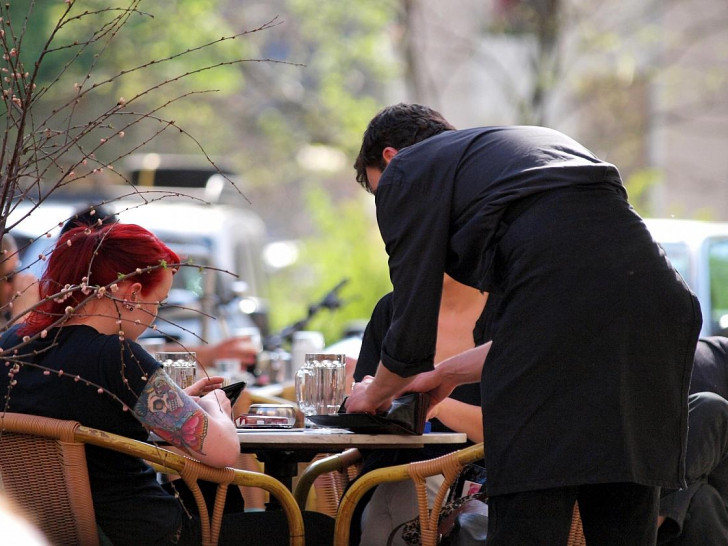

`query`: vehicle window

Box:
[708,238,728,333]
[172,265,205,298]
[660,242,692,287]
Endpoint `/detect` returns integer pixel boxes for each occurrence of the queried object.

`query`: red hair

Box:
[20,223,179,335]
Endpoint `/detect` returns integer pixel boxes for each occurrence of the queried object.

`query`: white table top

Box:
[236,429,467,450]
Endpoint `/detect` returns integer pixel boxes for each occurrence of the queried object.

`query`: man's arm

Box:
[346,342,491,414]
[407,342,491,405]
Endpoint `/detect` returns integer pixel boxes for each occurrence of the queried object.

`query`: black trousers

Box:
[659,392,728,544]
[164,479,334,546]
[176,510,335,546]
[487,483,659,546]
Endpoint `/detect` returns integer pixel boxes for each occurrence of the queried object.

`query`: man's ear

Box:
[382,147,398,165]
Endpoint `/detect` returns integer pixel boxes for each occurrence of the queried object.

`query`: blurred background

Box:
[3,0,728,351]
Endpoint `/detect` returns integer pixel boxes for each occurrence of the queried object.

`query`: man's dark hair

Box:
[353,103,456,192]
[60,204,118,235]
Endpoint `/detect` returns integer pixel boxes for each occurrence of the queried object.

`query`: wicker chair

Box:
[331,442,585,546]
[0,412,305,546]
[294,448,363,516]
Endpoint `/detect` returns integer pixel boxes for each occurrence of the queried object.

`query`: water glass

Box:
[294,353,346,418]
[155,351,197,389]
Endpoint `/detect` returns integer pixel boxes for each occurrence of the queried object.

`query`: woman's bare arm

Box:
[428,397,483,443]
[134,369,239,468]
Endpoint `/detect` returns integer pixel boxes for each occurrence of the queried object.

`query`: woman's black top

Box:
[0,325,182,544]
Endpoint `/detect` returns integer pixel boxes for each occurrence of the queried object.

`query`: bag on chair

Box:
[387,463,488,546]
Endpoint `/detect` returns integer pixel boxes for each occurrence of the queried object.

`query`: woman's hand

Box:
[424,397,484,443]
[197,388,233,419]
[184,375,224,398]
[426,399,442,421]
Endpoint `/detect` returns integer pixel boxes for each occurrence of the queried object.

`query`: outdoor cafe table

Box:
[236,428,468,494]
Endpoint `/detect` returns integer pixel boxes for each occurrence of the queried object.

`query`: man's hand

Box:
[345,365,414,414]
[345,375,392,414]
[198,388,233,419]
[406,369,455,407]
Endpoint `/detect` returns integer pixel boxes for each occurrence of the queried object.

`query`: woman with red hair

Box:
[0,223,333,545]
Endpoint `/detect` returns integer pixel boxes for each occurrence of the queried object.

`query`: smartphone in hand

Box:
[221,381,246,406]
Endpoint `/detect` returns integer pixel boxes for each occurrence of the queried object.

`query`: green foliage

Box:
[709,241,728,325]
[623,168,661,217]
[4,0,399,349]
[27,0,246,96]
[267,182,391,346]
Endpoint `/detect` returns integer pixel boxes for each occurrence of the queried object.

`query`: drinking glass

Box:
[294,353,346,423]
[155,351,197,389]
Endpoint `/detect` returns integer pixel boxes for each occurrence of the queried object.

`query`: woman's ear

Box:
[130,282,143,301]
[120,281,143,302]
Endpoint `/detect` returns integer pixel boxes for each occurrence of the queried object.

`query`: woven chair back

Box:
[0,414,99,546]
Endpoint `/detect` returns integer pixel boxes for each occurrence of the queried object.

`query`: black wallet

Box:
[306,392,430,435]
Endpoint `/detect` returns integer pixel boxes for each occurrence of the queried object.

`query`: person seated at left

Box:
[0,222,333,546]
[0,233,39,327]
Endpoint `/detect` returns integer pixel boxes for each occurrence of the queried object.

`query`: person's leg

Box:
[687,393,728,506]
[162,478,246,515]
[659,392,728,541]
[360,480,421,546]
[578,482,659,546]
[682,393,728,485]
[216,511,335,546]
[666,484,728,546]
[486,487,576,546]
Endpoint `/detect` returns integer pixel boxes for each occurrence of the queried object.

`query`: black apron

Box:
[482,186,701,495]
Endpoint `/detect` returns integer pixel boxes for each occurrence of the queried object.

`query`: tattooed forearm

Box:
[134,368,210,456]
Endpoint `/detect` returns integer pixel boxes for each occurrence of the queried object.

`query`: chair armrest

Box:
[293,448,362,510]
[333,443,484,546]
[74,425,305,546]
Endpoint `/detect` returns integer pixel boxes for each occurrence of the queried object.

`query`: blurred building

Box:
[395,0,728,220]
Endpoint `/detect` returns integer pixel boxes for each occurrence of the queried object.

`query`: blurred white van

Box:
[645,218,728,337]
[6,198,270,346]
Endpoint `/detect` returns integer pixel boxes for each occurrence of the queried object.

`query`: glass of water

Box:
[294,353,346,425]
[155,351,197,389]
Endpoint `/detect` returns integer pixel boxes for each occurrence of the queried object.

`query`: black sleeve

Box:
[354,293,394,382]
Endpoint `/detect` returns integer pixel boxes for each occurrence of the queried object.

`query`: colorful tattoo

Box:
[134,368,209,455]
